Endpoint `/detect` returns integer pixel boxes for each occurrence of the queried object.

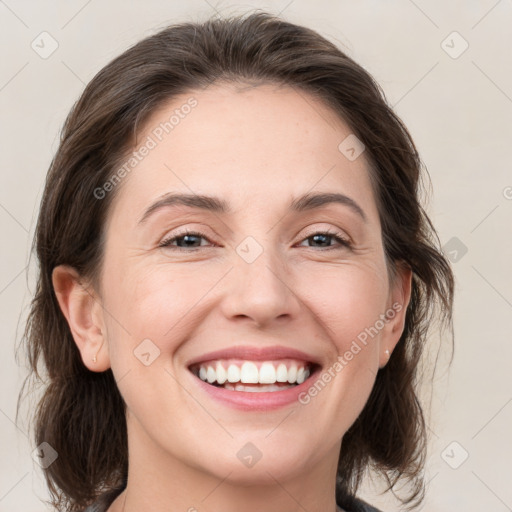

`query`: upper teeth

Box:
[192,360,311,385]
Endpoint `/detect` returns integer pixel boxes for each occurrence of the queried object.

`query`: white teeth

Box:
[240,362,259,383]
[276,363,288,382]
[296,367,311,385]
[193,359,313,386]
[287,365,297,384]
[216,361,227,384]
[227,364,240,383]
[230,383,295,392]
[206,366,216,384]
[259,362,276,384]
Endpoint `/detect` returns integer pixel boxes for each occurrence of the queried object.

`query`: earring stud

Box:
[92,341,104,363]
[385,349,390,358]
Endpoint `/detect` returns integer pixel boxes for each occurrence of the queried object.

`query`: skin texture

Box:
[53,83,412,512]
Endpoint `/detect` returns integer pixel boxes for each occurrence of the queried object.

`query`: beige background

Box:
[1,1,511,511]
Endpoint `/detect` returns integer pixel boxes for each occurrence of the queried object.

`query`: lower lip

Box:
[190,367,321,411]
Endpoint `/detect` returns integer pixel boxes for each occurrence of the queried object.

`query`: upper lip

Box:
[186,345,322,368]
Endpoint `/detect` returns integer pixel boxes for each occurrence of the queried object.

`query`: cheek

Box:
[103,260,217,357]
[301,261,389,349]
[300,266,386,424]
[100,264,198,419]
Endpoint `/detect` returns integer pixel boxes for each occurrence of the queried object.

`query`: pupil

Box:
[312,234,329,247]
[182,235,199,247]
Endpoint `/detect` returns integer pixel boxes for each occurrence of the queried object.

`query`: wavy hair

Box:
[17,11,454,511]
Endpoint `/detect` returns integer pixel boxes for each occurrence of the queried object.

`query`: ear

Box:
[379,261,413,368]
[52,265,109,372]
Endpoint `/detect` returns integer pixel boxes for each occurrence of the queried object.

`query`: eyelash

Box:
[158,229,352,251]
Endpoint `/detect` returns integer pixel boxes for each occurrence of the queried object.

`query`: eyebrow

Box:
[138,191,367,224]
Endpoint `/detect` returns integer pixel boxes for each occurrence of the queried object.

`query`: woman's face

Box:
[84,83,410,485]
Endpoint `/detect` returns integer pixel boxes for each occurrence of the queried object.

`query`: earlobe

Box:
[379,262,413,368]
[52,265,109,371]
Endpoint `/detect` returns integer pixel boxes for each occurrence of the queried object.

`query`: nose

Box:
[219,244,302,328]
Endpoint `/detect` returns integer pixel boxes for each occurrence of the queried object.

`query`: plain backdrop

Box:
[1,1,511,511]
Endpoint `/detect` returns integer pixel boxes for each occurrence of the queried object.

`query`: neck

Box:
[108,414,342,512]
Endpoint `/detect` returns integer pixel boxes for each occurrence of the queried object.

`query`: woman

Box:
[18,11,454,512]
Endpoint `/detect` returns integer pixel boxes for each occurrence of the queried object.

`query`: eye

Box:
[158,229,352,251]
[297,230,352,250]
[159,230,214,250]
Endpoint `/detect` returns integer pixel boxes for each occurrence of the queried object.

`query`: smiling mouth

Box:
[189,359,318,392]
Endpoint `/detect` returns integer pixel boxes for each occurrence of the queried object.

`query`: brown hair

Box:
[17,10,454,512]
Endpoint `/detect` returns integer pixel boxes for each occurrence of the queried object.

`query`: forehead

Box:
[108,82,379,224]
